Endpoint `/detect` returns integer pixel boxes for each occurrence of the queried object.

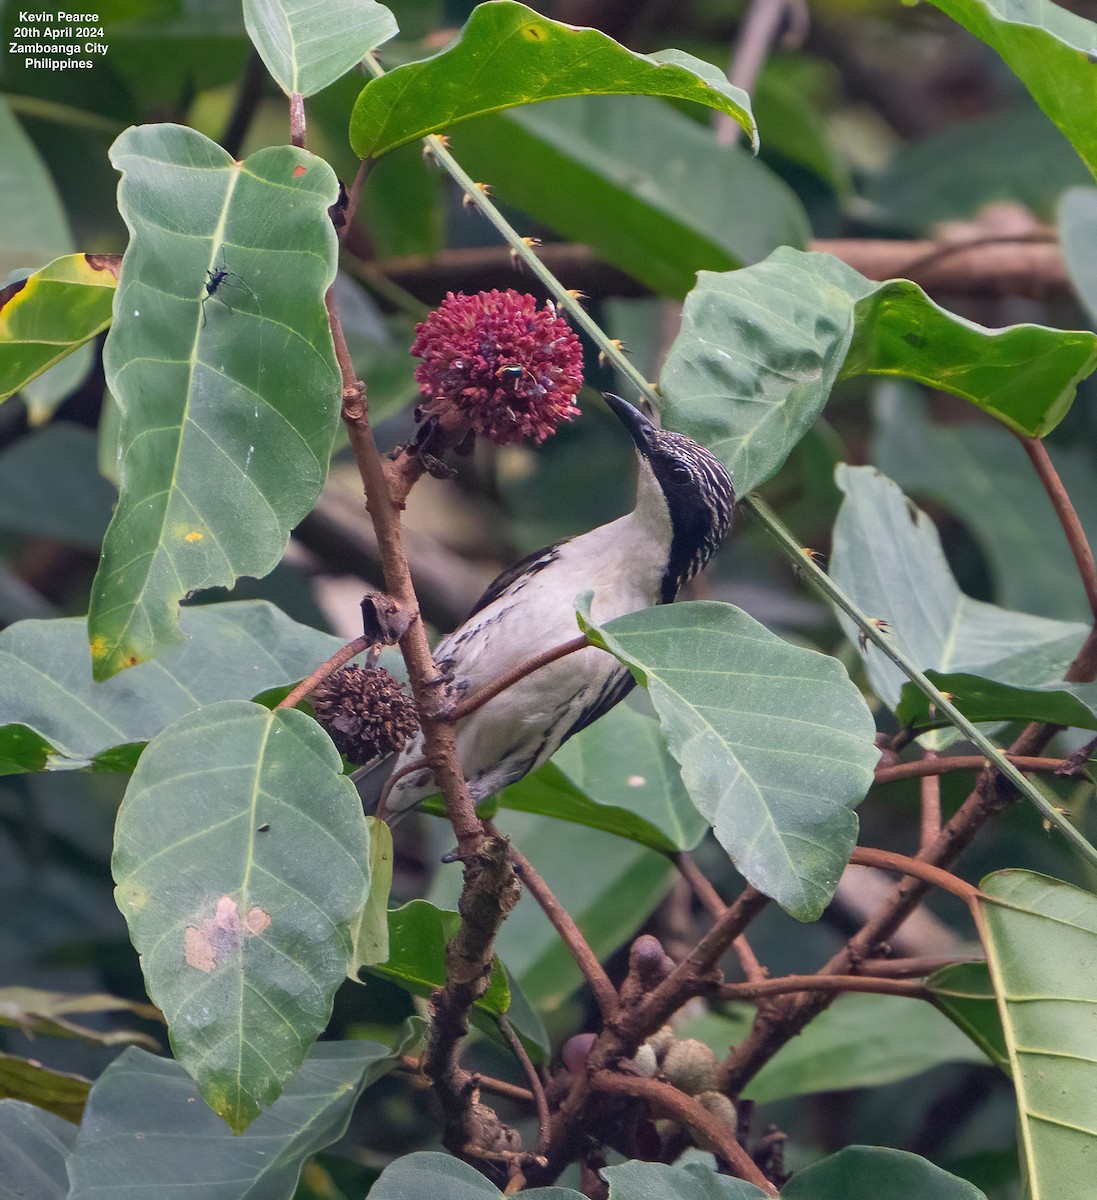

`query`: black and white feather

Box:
[384,393,734,813]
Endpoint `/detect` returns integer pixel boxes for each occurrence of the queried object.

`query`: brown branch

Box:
[275,636,369,710]
[502,832,620,1022]
[397,1056,534,1106]
[497,1017,551,1155]
[1022,437,1097,621]
[449,636,593,723]
[326,286,520,1161]
[589,1073,777,1195]
[848,847,981,905]
[857,955,982,979]
[369,237,1074,306]
[289,92,306,148]
[722,0,792,143]
[341,157,375,245]
[920,751,942,852]
[874,753,1067,785]
[717,974,929,1001]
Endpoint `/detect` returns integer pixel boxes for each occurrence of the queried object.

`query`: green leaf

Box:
[924,0,1097,181]
[740,993,993,1103]
[660,249,1097,493]
[368,1151,584,1199]
[452,95,808,299]
[0,1053,89,1124]
[0,600,343,774]
[603,1160,768,1199]
[243,0,397,97]
[830,466,1088,712]
[112,701,370,1131]
[0,98,72,279]
[782,1146,988,1198]
[873,387,1097,621]
[577,599,877,921]
[0,987,159,1051]
[0,1101,76,1198]
[975,869,1097,1199]
[0,254,118,405]
[0,425,116,550]
[349,1,755,160]
[88,124,340,680]
[430,811,675,1014]
[351,817,393,973]
[928,961,1010,1072]
[896,671,1097,736]
[499,703,707,853]
[66,1041,400,1200]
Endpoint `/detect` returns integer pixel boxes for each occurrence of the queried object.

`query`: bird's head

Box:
[604,393,735,601]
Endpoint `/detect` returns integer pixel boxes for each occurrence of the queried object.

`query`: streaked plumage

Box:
[384,393,734,812]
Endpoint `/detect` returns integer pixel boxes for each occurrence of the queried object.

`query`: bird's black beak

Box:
[603,393,656,452]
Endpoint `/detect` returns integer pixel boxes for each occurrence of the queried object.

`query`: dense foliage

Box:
[2,1,1097,1197]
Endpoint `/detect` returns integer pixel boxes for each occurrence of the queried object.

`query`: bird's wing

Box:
[464,539,571,618]
[564,665,637,742]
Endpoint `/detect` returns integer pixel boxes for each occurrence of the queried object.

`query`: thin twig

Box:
[341,157,376,245]
[502,832,619,1021]
[848,846,982,905]
[589,1073,778,1196]
[718,974,929,1001]
[920,751,942,852]
[720,0,789,144]
[289,92,306,148]
[275,636,369,710]
[497,1017,551,1155]
[449,636,593,722]
[857,955,982,979]
[397,1055,534,1106]
[874,754,1067,785]
[1021,437,1097,620]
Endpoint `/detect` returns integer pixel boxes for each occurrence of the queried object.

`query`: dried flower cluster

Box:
[410,289,583,445]
[312,665,419,765]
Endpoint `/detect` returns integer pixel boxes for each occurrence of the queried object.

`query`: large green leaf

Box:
[243,0,397,97]
[0,98,72,279]
[577,599,877,921]
[830,466,1088,712]
[896,671,1097,736]
[873,388,1097,621]
[349,1,755,159]
[975,870,1097,1199]
[453,95,808,298]
[66,1040,403,1200]
[0,600,342,774]
[782,1147,988,1199]
[112,701,370,1131]
[88,124,340,680]
[0,1101,76,1199]
[499,703,707,853]
[659,249,1097,494]
[0,254,118,405]
[924,0,1097,180]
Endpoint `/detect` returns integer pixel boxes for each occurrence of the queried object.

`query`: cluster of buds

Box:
[311,665,418,765]
[410,289,583,446]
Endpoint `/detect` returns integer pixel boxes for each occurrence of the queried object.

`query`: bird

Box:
[381,392,735,816]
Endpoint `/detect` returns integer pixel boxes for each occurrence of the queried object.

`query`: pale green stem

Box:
[358,52,1097,870]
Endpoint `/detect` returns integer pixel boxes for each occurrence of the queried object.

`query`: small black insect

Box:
[200,254,258,326]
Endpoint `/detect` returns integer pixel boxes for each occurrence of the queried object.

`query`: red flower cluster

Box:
[410,289,583,445]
